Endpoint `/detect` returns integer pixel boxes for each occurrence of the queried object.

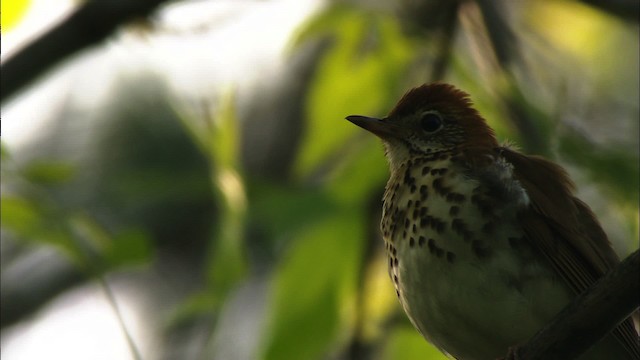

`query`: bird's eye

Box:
[420,112,442,133]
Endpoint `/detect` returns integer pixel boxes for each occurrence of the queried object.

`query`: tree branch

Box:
[1,0,173,104]
[578,0,640,22]
[505,250,640,359]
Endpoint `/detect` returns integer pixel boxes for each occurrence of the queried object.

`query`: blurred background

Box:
[1,0,638,359]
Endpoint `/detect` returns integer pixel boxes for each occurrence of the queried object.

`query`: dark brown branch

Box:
[505,250,640,360]
[429,2,460,82]
[1,0,173,104]
[473,0,519,68]
[579,0,640,22]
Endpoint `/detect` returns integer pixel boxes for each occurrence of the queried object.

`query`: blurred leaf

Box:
[359,252,398,341]
[325,138,388,205]
[261,210,365,360]
[2,196,40,235]
[2,195,152,272]
[250,183,336,241]
[1,196,81,260]
[1,141,10,161]
[22,160,76,185]
[67,212,154,271]
[168,291,217,327]
[293,5,416,177]
[559,132,639,205]
[526,1,626,65]
[382,327,449,360]
[104,228,153,267]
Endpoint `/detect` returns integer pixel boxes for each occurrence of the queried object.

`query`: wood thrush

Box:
[346,83,639,359]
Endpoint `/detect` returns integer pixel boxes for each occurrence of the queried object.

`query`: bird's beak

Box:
[346,115,399,140]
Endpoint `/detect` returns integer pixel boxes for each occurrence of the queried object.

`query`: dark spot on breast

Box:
[412,224,417,233]
[482,222,495,234]
[432,177,452,196]
[420,215,432,228]
[451,218,465,233]
[422,166,431,175]
[472,240,492,258]
[427,238,436,253]
[471,193,495,218]
[418,236,426,247]
[446,193,466,203]
[449,205,460,216]
[403,167,413,185]
[389,257,393,268]
[451,219,474,241]
[420,207,428,217]
[407,200,413,208]
[435,248,444,258]
[479,203,494,217]
[409,237,415,247]
[430,168,449,176]
[393,275,399,284]
[432,178,443,191]
[396,289,400,298]
[410,184,417,193]
[394,258,398,267]
[446,251,456,263]
[431,217,446,233]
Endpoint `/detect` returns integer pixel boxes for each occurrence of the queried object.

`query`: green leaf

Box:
[293,6,416,177]
[1,196,79,259]
[1,196,41,235]
[249,183,336,241]
[382,327,449,360]
[261,210,365,360]
[22,160,76,185]
[1,142,10,161]
[68,213,153,271]
[325,138,389,205]
[105,228,153,267]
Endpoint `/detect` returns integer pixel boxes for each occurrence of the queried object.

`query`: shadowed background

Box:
[1,0,638,359]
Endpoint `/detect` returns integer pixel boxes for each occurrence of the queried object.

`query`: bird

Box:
[346,83,639,360]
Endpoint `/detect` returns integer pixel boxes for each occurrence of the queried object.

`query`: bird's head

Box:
[347,83,498,171]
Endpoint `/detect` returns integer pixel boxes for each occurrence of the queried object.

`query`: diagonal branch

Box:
[1,0,174,104]
[504,250,640,359]
[578,0,640,22]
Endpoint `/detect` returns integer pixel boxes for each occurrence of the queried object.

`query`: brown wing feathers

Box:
[499,147,640,357]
